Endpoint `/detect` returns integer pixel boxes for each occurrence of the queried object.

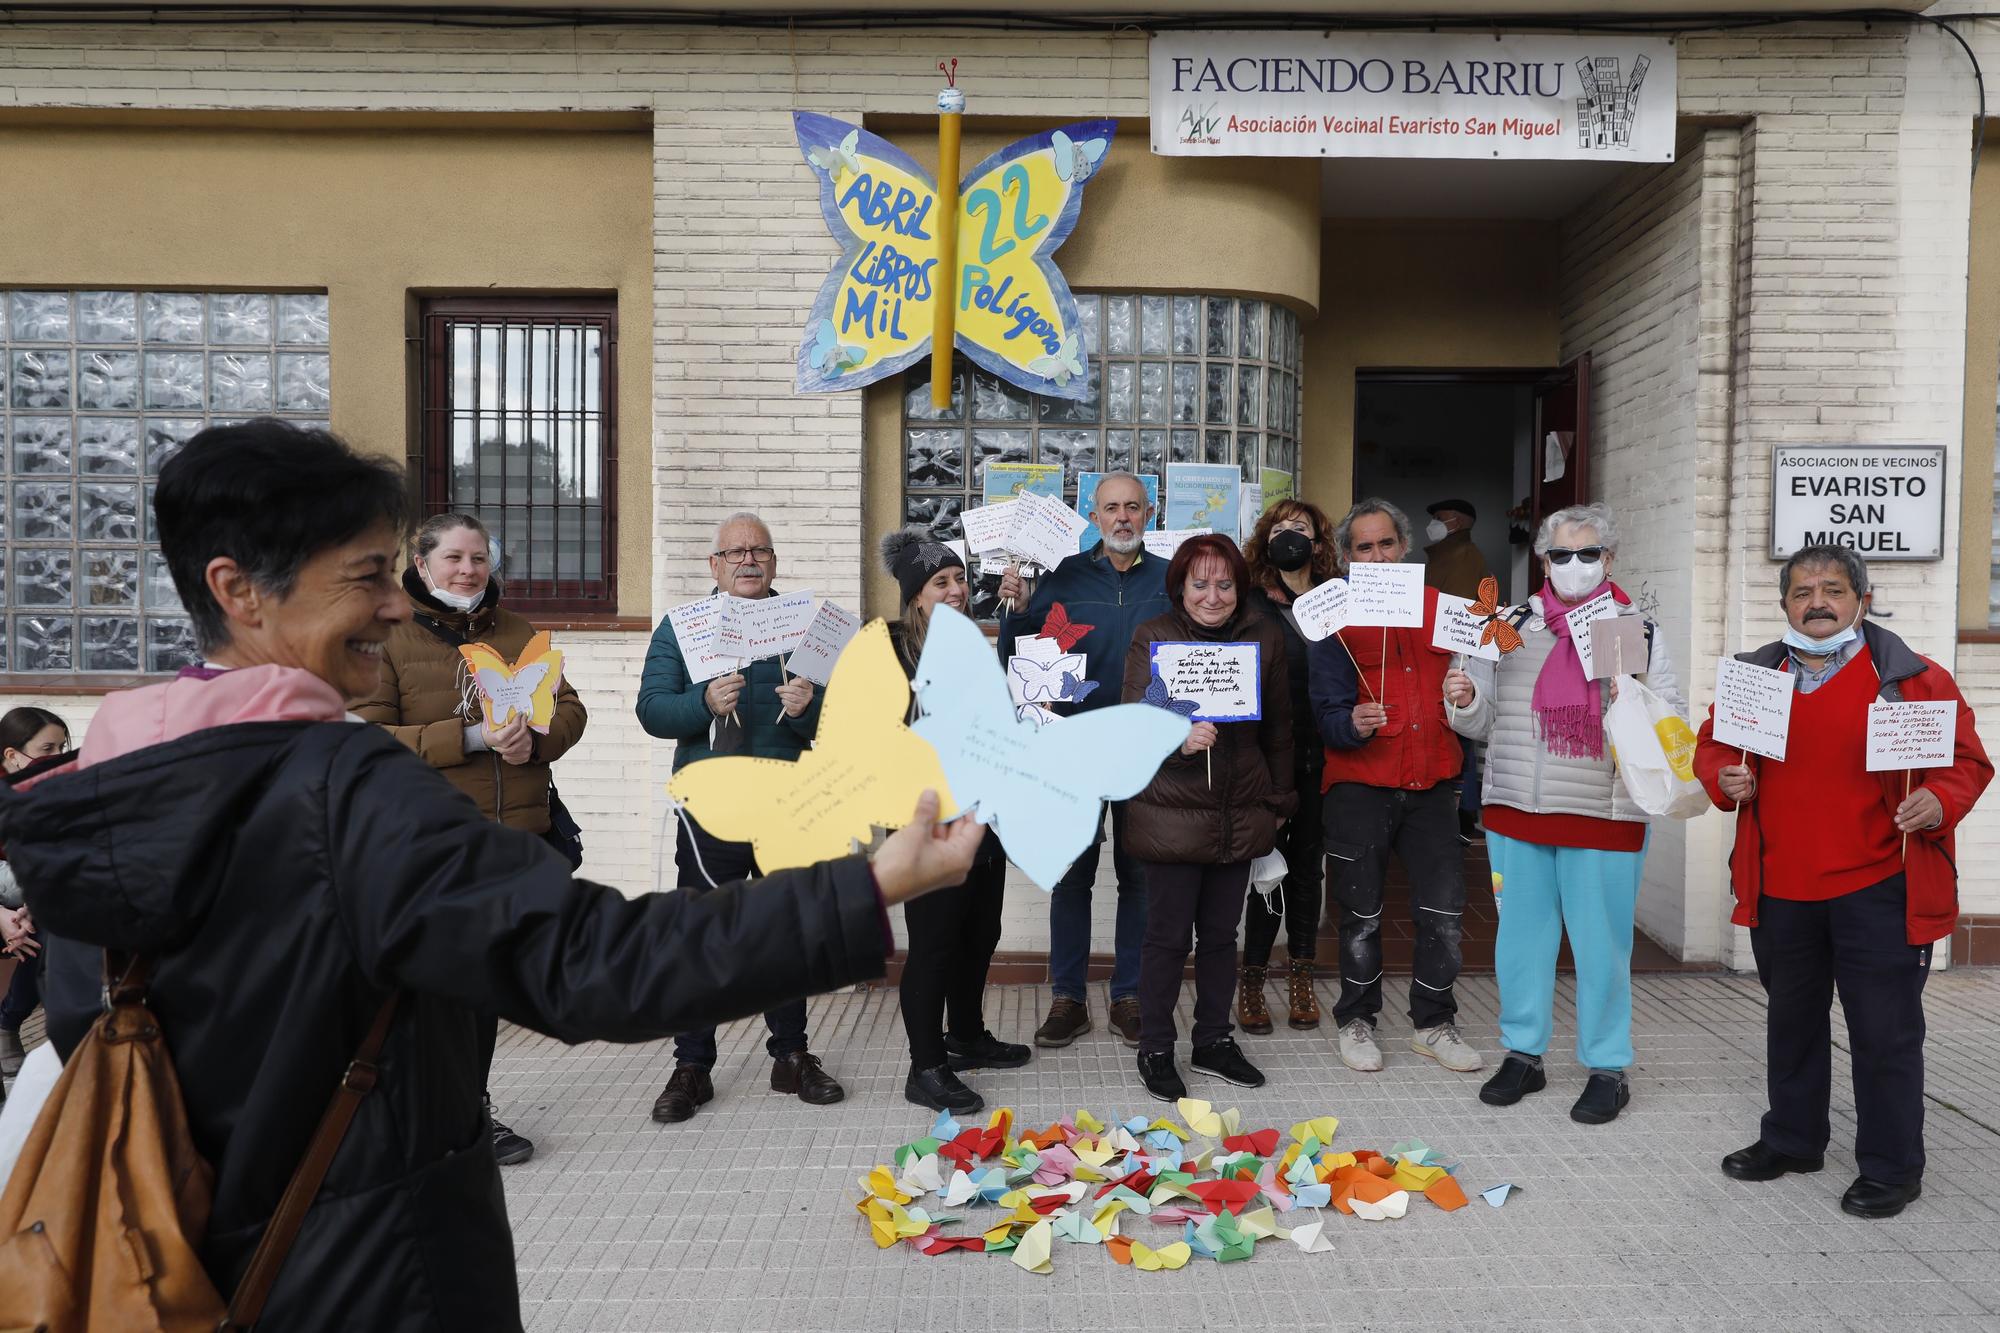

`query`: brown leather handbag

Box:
[0,954,398,1332]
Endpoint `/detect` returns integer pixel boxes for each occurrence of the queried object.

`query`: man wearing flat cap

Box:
[1422,499,1492,601]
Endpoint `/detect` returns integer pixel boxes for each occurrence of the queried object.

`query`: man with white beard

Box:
[997,473,1170,1050]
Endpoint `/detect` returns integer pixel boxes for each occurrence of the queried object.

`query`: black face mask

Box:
[1267,529,1314,572]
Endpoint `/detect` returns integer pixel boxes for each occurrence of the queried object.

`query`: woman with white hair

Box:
[1443,503,1684,1125]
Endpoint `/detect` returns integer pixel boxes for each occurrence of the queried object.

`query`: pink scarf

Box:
[1532,581,1624,761]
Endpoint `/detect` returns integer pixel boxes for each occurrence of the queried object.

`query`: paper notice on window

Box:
[1149,640,1263,721]
[1432,595,1501,661]
[1141,527,1210,559]
[960,499,1021,557]
[1865,699,1957,772]
[1345,563,1424,627]
[718,590,818,661]
[1712,656,1794,761]
[1563,591,1619,679]
[782,601,862,687]
[1586,616,1649,681]
[1292,579,1350,642]
[668,594,743,684]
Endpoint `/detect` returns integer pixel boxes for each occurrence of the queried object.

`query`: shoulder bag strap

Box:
[219,990,402,1331]
[412,613,470,651]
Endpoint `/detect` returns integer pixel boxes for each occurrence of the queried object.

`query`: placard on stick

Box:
[1148,641,1262,721]
[783,601,862,686]
[1345,563,1424,627]
[1712,656,1794,761]
[1292,579,1350,643]
[1586,616,1648,680]
[1563,591,1619,679]
[1865,700,1957,772]
[1432,596,1501,661]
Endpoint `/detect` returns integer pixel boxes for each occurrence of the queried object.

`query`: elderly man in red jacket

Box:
[1694,544,1991,1219]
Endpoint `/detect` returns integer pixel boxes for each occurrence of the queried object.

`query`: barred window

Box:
[419,297,617,616]
[0,288,331,676]
[901,294,1303,621]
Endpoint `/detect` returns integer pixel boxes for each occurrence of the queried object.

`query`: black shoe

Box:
[1721,1141,1825,1182]
[945,1030,1032,1072]
[771,1052,845,1105]
[1478,1054,1548,1107]
[905,1063,984,1114]
[1137,1051,1187,1103]
[1842,1175,1921,1218]
[1458,810,1484,845]
[1570,1072,1631,1125]
[1190,1037,1266,1089]
[650,1064,714,1124]
[484,1096,534,1166]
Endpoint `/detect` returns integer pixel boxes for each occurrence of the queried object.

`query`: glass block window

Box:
[0,289,331,675]
[419,298,617,615]
[901,293,1303,620]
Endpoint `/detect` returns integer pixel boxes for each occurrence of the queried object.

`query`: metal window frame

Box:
[417,295,619,616]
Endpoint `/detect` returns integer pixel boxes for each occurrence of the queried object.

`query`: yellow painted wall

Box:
[1300,219,1561,522]
[1959,132,2000,632]
[0,114,654,618]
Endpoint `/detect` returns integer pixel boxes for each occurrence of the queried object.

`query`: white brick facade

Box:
[3,17,1997,961]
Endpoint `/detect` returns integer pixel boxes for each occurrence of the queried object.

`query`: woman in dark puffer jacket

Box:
[1120,534,1294,1103]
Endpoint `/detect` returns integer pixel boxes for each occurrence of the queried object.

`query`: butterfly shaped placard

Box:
[794,111,1114,399]
[1008,652,1092,706]
[912,605,1188,889]
[667,620,958,872]
[460,632,564,733]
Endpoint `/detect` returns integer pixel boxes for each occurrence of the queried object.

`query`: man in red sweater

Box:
[1695,545,1991,1219]
[1307,499,1482,1076]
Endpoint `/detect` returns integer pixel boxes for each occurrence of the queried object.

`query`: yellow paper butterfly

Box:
[666,619,959,872]
[793,112,1114,399]
[460,631,563,734]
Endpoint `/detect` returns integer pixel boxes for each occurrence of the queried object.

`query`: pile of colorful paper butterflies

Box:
[857,1101,1510,1273]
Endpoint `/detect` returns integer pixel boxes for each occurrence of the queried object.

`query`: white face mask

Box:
[1425,518,1449,544]
[420,560,484,612]
[1548,558,1605,603]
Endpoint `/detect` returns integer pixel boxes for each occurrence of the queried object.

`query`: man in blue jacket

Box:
[996,472,1169,1049]
[637,511,838,1124]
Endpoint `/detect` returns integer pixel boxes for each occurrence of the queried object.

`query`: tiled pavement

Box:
[494,969,2000,1332]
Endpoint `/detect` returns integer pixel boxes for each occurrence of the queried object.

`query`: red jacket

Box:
[1693,622,1992,945]
[1307,584,1464,793]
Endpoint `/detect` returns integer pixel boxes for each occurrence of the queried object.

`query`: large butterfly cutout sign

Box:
[460,632,564,734]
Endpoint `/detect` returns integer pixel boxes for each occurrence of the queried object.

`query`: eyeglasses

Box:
[714,546,776,564]
[1546,547,1605,565]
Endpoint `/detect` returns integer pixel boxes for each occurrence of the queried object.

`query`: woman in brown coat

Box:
[1120,534,1295,1102]
[350,511,588,1165]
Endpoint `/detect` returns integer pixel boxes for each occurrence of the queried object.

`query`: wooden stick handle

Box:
[1336,633,1380,704]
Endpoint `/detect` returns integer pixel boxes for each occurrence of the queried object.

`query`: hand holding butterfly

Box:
[704,671,746,718]
[1180,721,1218,756]
[485,714,534,766]
[1718,764,1757,804]
[1352,702,1389,738]
[869,789,987,906]
[1443,668,1476,709]
[776,675,816,719]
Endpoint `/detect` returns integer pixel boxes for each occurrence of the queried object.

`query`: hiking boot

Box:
[1570,1071,1631,1125]
[650,1064,713,1124]
[1337,1019,1383,1073]
[771,1052,844,1105]
[1479,1053,1547,1106]
[484,1095,534,1166]
[1108,997,1144,1048]
[1034,997,1092,1048]
[1287,958,1321,1029]
[944,1030,1032,1071]
[1722,1141,1825,1182]
[1137,1051,1187,1103]
[905,1064,984,1114]
[1236,966,1273,1034]
[0,1029,23,1078]
[1190,1037,1265,1089]
[1412,1023,1485,1073]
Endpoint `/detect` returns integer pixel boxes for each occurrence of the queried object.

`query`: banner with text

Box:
[1149,31,1676,162]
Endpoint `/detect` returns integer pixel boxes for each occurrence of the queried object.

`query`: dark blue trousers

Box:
[670,816,809,1069]
[1751,874,1932,1184]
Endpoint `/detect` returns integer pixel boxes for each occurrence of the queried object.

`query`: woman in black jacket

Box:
[1238,499,1338,1033]
[882,529,1028,1115]
[0,420,982,1333]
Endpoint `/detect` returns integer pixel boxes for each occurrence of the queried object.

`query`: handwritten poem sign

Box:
[783,601,862,687]
[1432,595,1501,661]
[1150,640,1262,721]
[1346,563,1424,627]
[718,590,818,661]
[1563,591,1619,679]
[961,494,1089,572]
[667,594,745,684]
[1142,528,1210,559]
[1865,700,1957,772]
[1712,657,1794,761]
[1292,579,1350,642]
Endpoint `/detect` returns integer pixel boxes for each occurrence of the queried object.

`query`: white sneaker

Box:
[1412,1023,1485,1073]
[1337,1020,1383,1073]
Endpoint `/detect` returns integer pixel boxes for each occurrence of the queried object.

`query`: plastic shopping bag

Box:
[1604,675,1709,820]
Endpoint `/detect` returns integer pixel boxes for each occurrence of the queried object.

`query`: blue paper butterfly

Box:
[1059,670,1098,703]
[1142,667,1201,720]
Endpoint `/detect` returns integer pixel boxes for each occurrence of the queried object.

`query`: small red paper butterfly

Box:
[1468,576,1524,655]
[1037,601,1095,652]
